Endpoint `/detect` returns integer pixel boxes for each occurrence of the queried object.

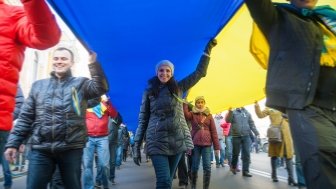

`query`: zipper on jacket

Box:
[51,79,59,153]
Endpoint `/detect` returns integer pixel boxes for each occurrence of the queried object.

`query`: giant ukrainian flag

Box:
[48,0,336,131]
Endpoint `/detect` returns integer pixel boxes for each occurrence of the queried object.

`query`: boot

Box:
[191,171,198,189]
[271,157,278,182]
[188,171,192,184]
[286,158,298,186]
[203,171,211,189]
[242,171,252,177]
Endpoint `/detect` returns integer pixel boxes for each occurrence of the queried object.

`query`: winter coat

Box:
[86,100,118,137]
[254,105,294,158]
[108,119,120,145]
[13,85,24,120]
[6,62,108,152]
[117,126,129,147]
[213,114,224,140]
[225,108,259,137]
[184,105,220,150]
[220,121,231,137]
[134,54,210,156]
[0,0,60,131]
[245,0,336,111]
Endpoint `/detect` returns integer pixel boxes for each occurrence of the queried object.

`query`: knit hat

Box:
[155,60,174,75]
[195,96,205,103]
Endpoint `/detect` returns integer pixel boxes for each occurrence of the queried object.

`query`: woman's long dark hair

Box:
[147,76,179,98]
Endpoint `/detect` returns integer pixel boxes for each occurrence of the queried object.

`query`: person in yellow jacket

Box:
[254,101,297,186]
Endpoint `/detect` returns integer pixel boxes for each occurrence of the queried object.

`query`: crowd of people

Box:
[0,0,335,189]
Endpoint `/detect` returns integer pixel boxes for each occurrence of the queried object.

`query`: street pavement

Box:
[2,152,298,189]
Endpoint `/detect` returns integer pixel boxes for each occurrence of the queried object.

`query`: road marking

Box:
[250,168,287,183]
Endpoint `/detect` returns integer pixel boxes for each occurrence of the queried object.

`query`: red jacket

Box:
[183,104,220,150]
[0,0,61,131]
[220,121,231,137]
[86,100,118,137]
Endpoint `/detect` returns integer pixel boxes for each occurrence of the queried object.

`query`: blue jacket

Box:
[226,108,259,137]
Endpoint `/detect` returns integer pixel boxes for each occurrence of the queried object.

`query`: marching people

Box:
[245,0,336,188]
[0,1,60,187]
[254,101,297,186]
[214,113,225,168]
[183,96,220,189]
[0,86,24,189]
[83,94,120,189]
[0,0,60,133]
[220,119,232,166]
[96,115,123,186]
[226,107,260,177]
[133,39,217,189]
[4,48,108,189]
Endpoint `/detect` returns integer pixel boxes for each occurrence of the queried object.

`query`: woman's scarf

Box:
[192,106,210,116]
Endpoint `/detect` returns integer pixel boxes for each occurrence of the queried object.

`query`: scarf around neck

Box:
[87,102,107,118]
[192,106,210,116]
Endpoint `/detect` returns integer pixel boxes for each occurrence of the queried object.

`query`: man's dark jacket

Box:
[245,0,336,111]
[6,62,108,152]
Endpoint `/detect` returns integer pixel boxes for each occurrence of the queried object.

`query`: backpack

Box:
[267,125,282,143]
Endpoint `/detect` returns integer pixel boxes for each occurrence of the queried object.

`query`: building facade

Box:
[6,0,90,96]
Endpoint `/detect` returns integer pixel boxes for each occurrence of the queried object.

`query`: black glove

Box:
[133,145,141,166]
[114,113,123,126]
[204,38,217,55]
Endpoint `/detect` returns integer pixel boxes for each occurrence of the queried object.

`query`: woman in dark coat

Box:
[133,39,217,189]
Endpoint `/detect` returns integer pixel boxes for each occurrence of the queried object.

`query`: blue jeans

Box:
[49,166,64,189]
[96,142,117,184]
[83,136,109,189]
[215,139,225,165]
[115,144,123,167]
[191,146,211,173]
[0,131,12,188]
[294,143,306,187]
[210,145,214,161]
[151,153,182,189]
[231,135,251,172]
[27,148,83,189]
[225,136,232,165]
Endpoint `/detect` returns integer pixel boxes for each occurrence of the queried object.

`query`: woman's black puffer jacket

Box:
[134,55,210,156]
[6,62,108,152]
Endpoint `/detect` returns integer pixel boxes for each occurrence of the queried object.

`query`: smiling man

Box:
[4,47,108,189]
[245,0,336,188]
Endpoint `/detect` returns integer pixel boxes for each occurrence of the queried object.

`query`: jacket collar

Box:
[50,70,73,81]
[192,106,210,116]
